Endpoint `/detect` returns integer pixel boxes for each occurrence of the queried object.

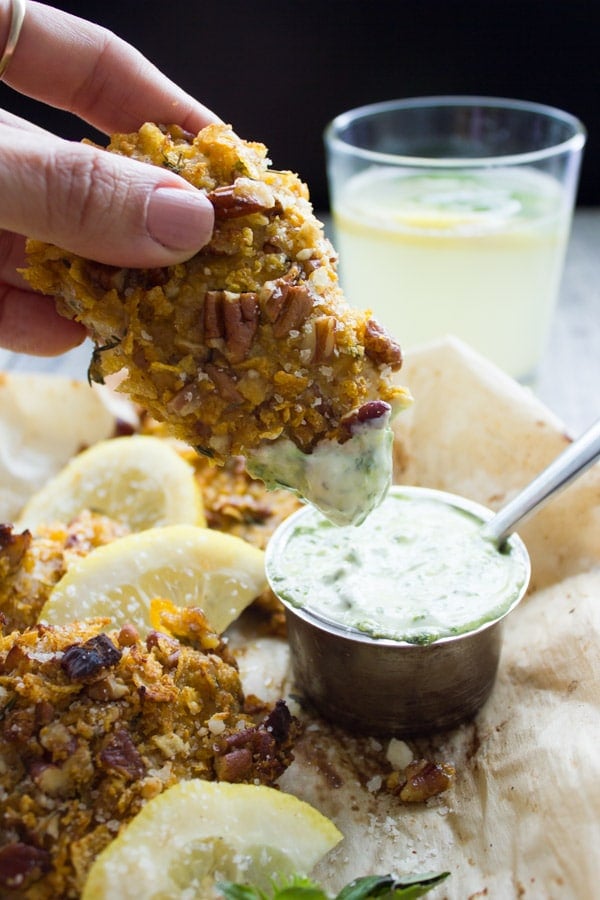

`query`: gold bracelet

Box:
[0,0,26,81]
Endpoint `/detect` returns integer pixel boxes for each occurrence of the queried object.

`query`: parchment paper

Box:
[0,373,136,523]
[2,339,599,899]
[255,338,600,900]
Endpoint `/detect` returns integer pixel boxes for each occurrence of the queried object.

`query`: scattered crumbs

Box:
[286,696,302,717]
[366,775,383,793]
[386,737,414,771]
[207,715,226,735]
[306,723,321,732]
[368,737,383,752]
[381,815,401,839]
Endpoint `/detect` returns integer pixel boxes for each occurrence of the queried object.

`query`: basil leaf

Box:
[336,872,450,899]
[217,884,266,900]
[217,878,327,900]
[275,888,329,899]
[217,871,450,900]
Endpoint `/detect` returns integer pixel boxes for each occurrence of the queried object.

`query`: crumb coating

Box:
[24,123,409,462]
[0,615,298,898]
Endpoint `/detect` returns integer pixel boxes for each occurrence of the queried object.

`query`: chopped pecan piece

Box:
[205,364,244,404]
[167,382,203,416]
[29,760,73,797]
[99,728,146,780]
[85,261,127,294]
[86,674,129,701]
[204,291,259,363]
[207,178,276,220]
[35,701,55,727]
[263,280,289,323]
[389,758,455,802]
[363,318,403,370]
[2,707,36,743]
[313,316,336,362]
[204,290,225,341]
[262,698,294,742]
[61,634,122,680]
[0,524,31,573]
[223,292,260,363]
[2,642,28,672]
[214,747,253,781]
[272,284,313,338]
[0,842,51,891]
[213,700,299,783]
[117,623,140,647]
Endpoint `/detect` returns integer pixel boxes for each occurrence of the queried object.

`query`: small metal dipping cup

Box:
[265,486,531,736]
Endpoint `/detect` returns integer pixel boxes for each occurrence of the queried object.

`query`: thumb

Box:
[0,126,215,267]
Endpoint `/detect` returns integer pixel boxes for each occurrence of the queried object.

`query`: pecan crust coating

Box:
[0,617,298,898]
[24,123,410,461]
[0,512,129,633]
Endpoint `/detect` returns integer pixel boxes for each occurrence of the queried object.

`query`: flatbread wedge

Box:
[23,123,411,524]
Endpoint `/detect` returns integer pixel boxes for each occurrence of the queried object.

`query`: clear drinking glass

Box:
[324,96,586,381]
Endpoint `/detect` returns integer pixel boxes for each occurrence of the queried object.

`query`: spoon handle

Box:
[482,416,600,545]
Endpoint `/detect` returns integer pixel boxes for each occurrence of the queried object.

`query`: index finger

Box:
[0,0,220,135]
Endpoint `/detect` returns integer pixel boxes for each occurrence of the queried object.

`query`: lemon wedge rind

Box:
[39,524,266,634]
[16,435,205,532]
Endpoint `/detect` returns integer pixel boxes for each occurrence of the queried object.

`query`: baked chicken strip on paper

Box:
[24,123,411,525]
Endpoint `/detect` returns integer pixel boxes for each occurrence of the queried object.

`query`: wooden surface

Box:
[1,209,598,437]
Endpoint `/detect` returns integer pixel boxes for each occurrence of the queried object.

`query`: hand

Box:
[0,0,219,355]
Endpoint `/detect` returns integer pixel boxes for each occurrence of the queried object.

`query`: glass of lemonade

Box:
[324,97,586,381]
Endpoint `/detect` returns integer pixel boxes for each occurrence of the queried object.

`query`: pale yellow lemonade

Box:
[333,167,571,379]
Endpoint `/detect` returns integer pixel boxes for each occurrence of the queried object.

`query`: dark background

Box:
[1,0,598,210]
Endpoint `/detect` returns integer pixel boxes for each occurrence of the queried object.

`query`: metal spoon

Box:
[482,416,600,546]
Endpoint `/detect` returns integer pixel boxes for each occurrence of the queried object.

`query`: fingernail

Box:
[146,187,214,251]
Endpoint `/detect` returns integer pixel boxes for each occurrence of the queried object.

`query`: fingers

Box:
[0,285,86,355]
[0,1,220,135]
[0,126,215,267]
[0,230,85,354]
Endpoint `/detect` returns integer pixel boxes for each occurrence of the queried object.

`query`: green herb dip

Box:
[246,411,393,527]
[266,487,529,644]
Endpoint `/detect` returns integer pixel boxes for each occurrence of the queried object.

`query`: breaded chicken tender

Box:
[0,513,129,632]
[0,615,298,898]
[24,123,411,524]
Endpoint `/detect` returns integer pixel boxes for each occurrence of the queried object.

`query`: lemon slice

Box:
[82,781,343,899]
[39,524,266,634]
[16,435,205,532]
